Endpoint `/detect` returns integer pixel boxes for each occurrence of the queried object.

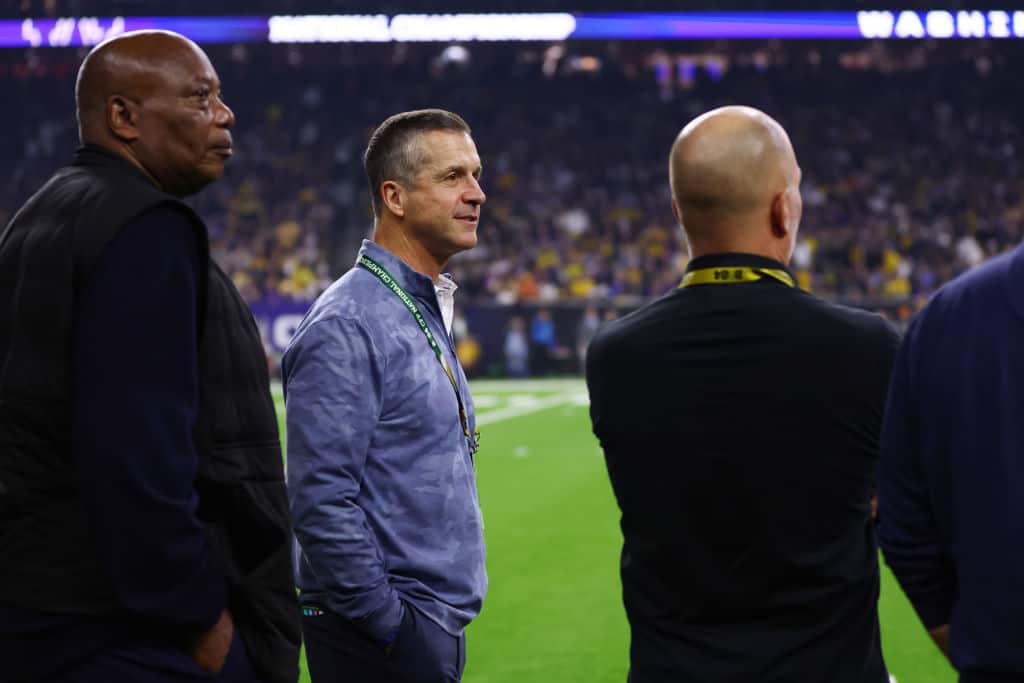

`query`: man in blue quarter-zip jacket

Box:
[283,109,487,683]
[878,242,1024,682]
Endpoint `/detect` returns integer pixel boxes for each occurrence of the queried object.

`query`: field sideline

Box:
[272,379,955,683]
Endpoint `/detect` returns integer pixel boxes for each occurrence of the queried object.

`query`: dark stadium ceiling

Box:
[7,0,1023,19]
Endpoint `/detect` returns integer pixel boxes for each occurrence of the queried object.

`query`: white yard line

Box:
[469,378,585,393]
[474,392,581,426]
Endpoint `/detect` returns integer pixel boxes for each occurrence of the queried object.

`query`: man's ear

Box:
[381,180,405,218]
[107,95,140,143]
[770,189,790,239]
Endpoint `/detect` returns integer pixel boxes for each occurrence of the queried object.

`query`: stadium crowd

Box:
[2,39,1022,316]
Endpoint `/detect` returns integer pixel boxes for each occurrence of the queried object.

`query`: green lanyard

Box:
[358,255,479,456]
[679,266,795,289]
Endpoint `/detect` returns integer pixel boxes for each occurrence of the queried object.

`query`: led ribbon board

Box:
[2,11,1023,47]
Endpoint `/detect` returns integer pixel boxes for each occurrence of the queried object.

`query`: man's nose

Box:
[465,176,486,205]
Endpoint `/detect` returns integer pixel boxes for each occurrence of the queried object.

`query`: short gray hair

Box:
[363,109,471,217]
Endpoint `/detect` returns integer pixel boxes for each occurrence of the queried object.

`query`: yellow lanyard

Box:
[679,266,795,289]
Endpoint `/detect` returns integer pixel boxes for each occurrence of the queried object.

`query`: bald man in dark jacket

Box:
[587,106,898,683]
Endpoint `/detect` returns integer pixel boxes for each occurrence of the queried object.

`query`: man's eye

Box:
[194,89,211,99]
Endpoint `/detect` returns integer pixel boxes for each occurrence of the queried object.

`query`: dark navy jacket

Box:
[878,243,1024,682]
[0,146,299,682]
[0,208,226,679]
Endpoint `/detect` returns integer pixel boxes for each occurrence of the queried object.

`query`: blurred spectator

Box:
[529,308,557,376]
[576,305,602,373]
[454,310,483,373]
[503,316,529,378]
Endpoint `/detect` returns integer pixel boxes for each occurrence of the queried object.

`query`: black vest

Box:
[0,146,300,683]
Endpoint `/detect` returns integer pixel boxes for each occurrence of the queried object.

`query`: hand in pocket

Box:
[190,608,235,674]
[387,603,460,683]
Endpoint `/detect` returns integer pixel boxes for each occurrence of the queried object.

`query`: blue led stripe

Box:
[1,11,1022,48]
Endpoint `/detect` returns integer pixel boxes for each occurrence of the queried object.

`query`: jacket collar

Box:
[686,252,794,280]
[72,144,160,190]
[356,239,438,300]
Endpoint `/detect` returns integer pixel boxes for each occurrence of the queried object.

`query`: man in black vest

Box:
[0,31,300,682]
[586,106,899,682]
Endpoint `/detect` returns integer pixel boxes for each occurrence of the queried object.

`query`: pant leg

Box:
[302,609,392,683]
[54,629,257,683]
[386,605,462,683]
[54,643,210,683]
[456,631,466,681]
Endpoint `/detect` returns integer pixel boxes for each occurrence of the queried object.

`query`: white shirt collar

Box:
[435,273,457,336]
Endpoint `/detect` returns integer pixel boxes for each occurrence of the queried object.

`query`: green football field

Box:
[273,378,955,683]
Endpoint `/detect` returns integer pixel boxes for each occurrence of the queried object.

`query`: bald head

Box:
[76,31,206,144]
[669,106,802,261]
[73,30,235,197]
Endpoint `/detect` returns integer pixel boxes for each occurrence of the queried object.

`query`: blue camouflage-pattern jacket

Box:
[283,239,486,641]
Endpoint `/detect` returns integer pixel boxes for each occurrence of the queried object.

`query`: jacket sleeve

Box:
[71,205,226,631]
[876,322,956,629]
[283,316,404,643]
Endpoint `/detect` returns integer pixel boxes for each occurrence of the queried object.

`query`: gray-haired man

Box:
[284,109,487,683]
